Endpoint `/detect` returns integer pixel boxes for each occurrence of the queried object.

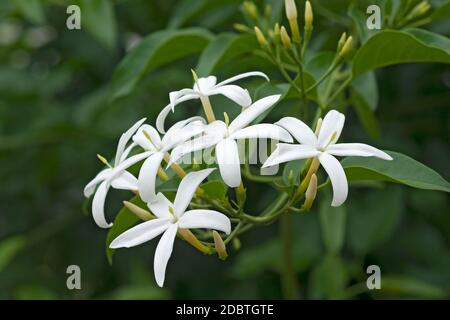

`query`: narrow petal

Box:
[118,142,137,163]
[319,152,348,207]
[215,71,269,86]
[109,218,170,249]
[317,110,345,148]
[84,168,112,197]
[230,123,293,142]
[161,119,206,152]
[154,224,178,287]
[276,117,317,145]
[115,118,147,166]
[147,193,174,220]
[113,151,154,173]
[92,180,113,228]
[138,152,165,202]
[262,144,320,168]
[156,94,200,133]
[208,85,252,107]
[169,88,198,108]
[178,210,231,234]
[228,95,281,132]
[215,138,241,187]
[173,168,215,217]
[162,116,206,145]
[111,171,138,191]
[194,76,217,93]
[327,143,393,160]
[133,124,162,151]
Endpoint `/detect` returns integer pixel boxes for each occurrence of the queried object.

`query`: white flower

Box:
[133,117,205,202]
[109,168,231,287]
[169,95,293,187]
[156,71,269,133]
[83,118,153,228]
[263,110,393,207]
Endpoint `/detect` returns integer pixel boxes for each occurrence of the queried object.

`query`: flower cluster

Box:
[84,71,392,287]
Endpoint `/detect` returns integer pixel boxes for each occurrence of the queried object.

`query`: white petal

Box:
[109,218,170,249]
[194,76,217,93]
[173,168,215,217]
[215,71,269,86]
[133,124,161,151]
[162,116,206,144]
[118,142,137,163]
[154,224,178,287]
[262,144,320,168]
[317,110,345,148]
[84,168,112,197]
[319,152,348,207]
[92,180,113,228]
[327,143,393,160]
[113,151,153,173]
[169,88,198,108]
[161,119,206,152]
[230,123,293,142]
[111,171,138,191]
[156,94,200,133]
[147,193,174,220]
[208,85,252,107]
[276,117,317,146]
[215,138,241,187]
[138,152,165,202]
[115,118,147,166]
[228,95,281,132]
[178,210,231,234]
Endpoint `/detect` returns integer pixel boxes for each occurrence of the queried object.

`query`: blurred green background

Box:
[0,0,449,299]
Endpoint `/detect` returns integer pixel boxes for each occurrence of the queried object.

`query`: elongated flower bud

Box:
[407,1,431,19]
[213,231,228,260]
[254,26,268,47]
[236,181,246,206]
[123,201,154,221]
[233,23,251,33]
[305,1,313,30]
[314,117,322,136]
[337,32,347,52]
[280,26,292,49]
[285,0,297,20]
[243,1,258,20]
[339,36,353,57]
[302,174,317,210]
[264,4,272,18]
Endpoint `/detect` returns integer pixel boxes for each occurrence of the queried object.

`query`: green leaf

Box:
[111,28,213,100]
[201,180,228,199]
[347,186,404,254]
[309,254,349,299]
[348,3,379,43]
[105,196,146,265]
[430,1,450,22]
[342,151,450,192]
[319,193,347,254]
[108,285,168,300]
[350,72,380,139]
[353,29,450,76]
[13,0,45,24]
[379,275,447,299]
[196,33,258,76]
[79,0,117,50]
[282,159,306,186]
[304,52,337,106]
[0,236,26,272]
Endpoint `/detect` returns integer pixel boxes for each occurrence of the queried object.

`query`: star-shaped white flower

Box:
[84,118,153,228]
[263,110,393,207]
[109,168,231,287]
[156,71,269,133]
[169,95,293,187]
[133,117,205,203]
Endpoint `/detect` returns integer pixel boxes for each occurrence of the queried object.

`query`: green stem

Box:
[280,213,300,299]
[324,76,353,108]
[305,59,340,94]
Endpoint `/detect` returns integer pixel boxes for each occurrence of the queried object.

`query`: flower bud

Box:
[407,1,431,19]
[280,26,292,49]
[233,23,251,33]
[236,181,246,206]
[339,36,353,57]
[264,4,272,18]
[123,201,154,221]
[337,32,347,52]
[254,26,268,47]
[213,231,228,260]
[285,0,297,20]
[305,1,313,30]
[243,1,259,20]
[314,117,322,136]
[302,173,317,210]
[232,237,241,251]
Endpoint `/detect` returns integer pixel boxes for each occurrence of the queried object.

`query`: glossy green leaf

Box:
[13,0,45,24]
[282,159,306,186]
[342,151,450,192]
[350,72,380,139]
[105,196,147,265]
[353,29,450,76]
[196,33,258,76]
[430,1,450,22]
[112,28,213,100]
[201,180,228,199]
[378,275,446,299]
[79,0,117,49]
[319,193,347,254]
[309,254,349,299]
[0,236,26,272]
